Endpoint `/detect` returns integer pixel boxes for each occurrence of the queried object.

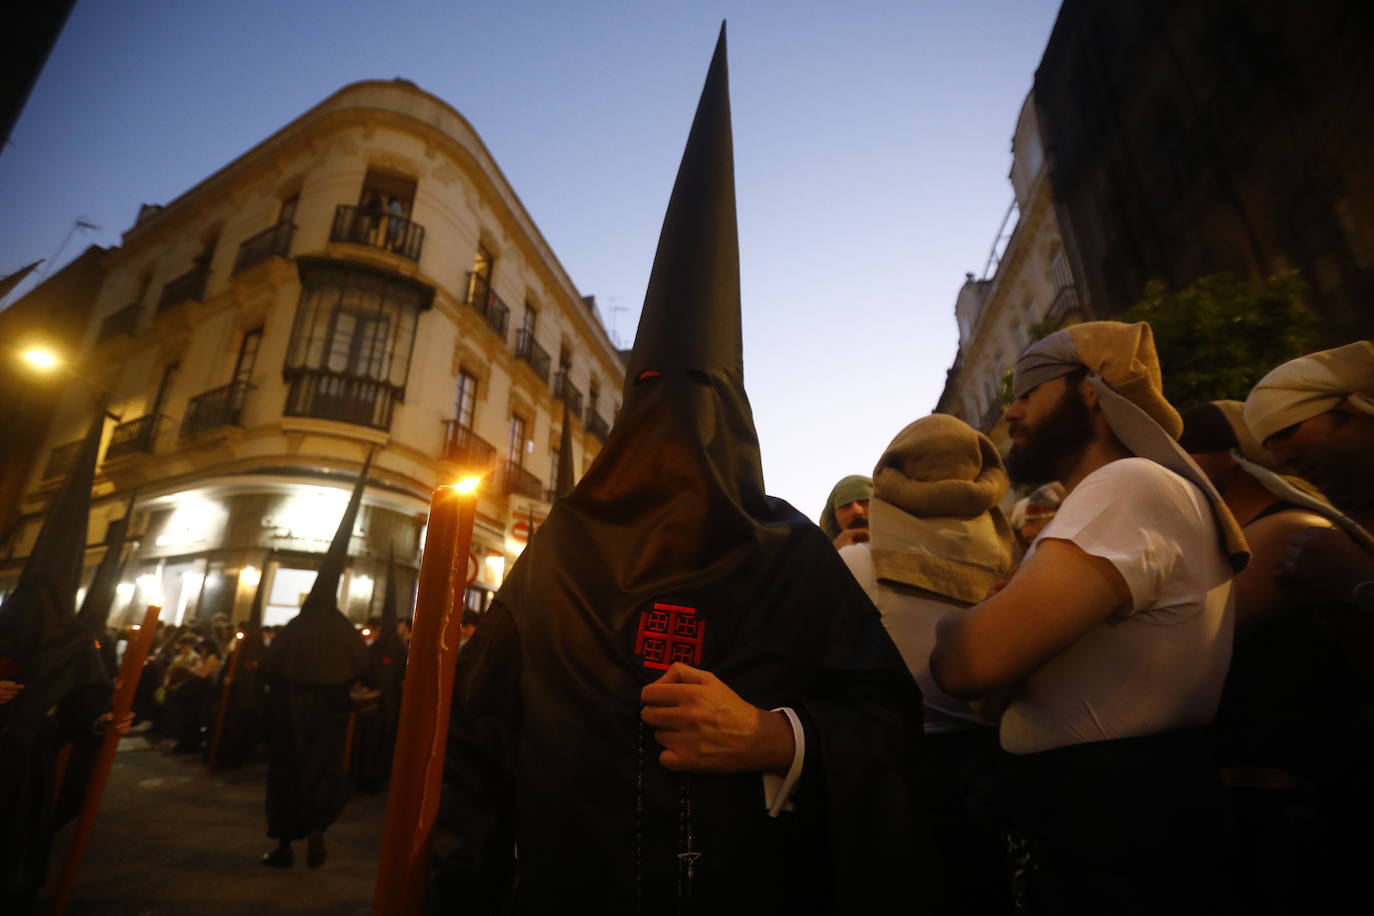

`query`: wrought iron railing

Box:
[553,371,583,418]
[463,272,510,339]
[96,302,141,342]
[43,440,82,479]
[501,460,544,500]
[514,328,551,383]
[1045,284,1081,327]
[284,370,396,430]
[181,381,251,437]
[586,409,610,441]
[442,421,498,469]
[106,415,159,460]
[330,204,424,261]
[157,265,210,313]
[233,220,296,274]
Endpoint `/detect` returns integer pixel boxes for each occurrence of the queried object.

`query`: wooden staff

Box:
[204,633,243,773]
[372,483,477,915]
[49,604,161,916]
[343,708,358,771]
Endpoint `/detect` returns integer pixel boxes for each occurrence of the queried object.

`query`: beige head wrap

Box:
[1207,401,1374,553]
[1243,341,1374,444]
[868,414,1013,604]
[1013,321,1250,571]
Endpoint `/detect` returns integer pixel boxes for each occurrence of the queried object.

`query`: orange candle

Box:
[49,603,161,916]
[372,481,478,915]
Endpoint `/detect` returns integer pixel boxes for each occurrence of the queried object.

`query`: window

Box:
[508,415,527,466]
[454,371,477,429]
[279,195,299,223]
[559,346,571,371]
[522,304,537,334]
[284,259,432,391]
[233,328,263,386]
[358,170,416,217]
[472,246,493,283]
[550,447,561,489]
[589,378,600,413]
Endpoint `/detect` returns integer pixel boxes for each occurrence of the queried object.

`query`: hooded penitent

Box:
[1013,321,1250,571]
[76,492,136,676]
[434,25,921,915]
[818,475,874,539]
[211,560,268,770]
[261,453,371,843]
[353,546,406,785]
[269,452,371,687]
[0,398,113,903]
[0,398,111,739]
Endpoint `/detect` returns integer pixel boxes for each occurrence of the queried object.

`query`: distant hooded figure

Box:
[0,399,113,906]
[260,455,371,870]
[350,549,407,791]
[818,474,874,549]
[432,26,922,915]
[209,563,269,771]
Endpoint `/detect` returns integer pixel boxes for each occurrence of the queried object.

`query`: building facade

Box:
[1034,0,1374,342]
[2,79,625,627]
[935,92,1085,436]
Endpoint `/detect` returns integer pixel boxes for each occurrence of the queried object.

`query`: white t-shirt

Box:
[840,542,987,733]
[999,458,1234,754]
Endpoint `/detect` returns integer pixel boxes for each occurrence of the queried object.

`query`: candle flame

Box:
[454,476,481,495]
[235,631,245,640]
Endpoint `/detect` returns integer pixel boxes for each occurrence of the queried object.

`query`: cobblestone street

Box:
[40,735,387,915]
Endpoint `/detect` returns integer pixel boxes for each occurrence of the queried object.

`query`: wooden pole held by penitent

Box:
[49,604,162,916]
[372,485,476,915]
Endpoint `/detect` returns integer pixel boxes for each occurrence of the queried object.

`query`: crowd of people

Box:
[816,335,1374,913]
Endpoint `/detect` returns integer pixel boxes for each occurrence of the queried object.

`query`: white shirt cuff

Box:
[760,706,804,817]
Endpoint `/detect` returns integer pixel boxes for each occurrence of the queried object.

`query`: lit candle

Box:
[373,478,480,914]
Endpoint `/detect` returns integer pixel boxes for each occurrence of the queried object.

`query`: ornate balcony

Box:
[513,328,551,383]
[586,409,610,441]
[553,371,583,418]
[330,204,424,261]
[284,370,396,430]
[442,421,498,470]
[106,415,159,460]
[501,460,544,500]
[157,265,210,313]
[181,381,251,438]
[96,302,141,342]
[463,273,510,339]
[233,220,296,275]
[43,440,82,480]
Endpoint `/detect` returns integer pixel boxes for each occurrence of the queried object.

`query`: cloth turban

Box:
[867,414,1013,604]
[819,474,873,538]
[1013,321,1249,571]
[1243,340,1374,444]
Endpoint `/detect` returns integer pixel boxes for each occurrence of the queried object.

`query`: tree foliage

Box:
[1117,271,1322,410]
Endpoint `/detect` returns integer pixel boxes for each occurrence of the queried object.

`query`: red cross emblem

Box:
[633,602,705,671]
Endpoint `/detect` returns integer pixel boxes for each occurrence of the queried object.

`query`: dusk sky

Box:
[0,0,1063,520]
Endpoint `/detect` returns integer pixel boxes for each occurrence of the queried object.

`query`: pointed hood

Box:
[368,545,406,681]
[77,492,137,637]
[302,447,373,616]
[557,402,575,498]
[269,454,371,686]
[623,23,742,389]
[0,397,111,737]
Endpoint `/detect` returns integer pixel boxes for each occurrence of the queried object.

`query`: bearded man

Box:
[819,474,873,549]
[931,321,1248,914]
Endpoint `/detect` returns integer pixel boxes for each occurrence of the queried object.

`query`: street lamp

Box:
[22,347,60,370]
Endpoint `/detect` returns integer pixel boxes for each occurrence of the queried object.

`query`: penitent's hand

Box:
[0,681,23,705]
[640,663,794,776]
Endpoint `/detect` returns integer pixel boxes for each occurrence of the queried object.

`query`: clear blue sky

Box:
[0,0,1062,521]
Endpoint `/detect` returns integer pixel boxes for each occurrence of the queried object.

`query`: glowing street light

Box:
[22,347,60,370]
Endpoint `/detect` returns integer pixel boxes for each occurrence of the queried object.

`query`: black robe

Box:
[433,492,923,914]
[260,613,367,839]
[351,639,406,789]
